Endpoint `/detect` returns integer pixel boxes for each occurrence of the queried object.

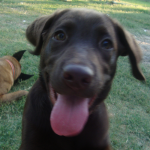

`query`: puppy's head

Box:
[26,9,145,137]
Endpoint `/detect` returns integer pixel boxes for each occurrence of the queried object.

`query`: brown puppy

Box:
[19,9,145,150]
[0,50,33,102]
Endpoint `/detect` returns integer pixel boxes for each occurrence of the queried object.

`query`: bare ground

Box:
[136,35,150,67]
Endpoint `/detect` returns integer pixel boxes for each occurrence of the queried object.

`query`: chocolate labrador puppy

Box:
[19,9,145,150]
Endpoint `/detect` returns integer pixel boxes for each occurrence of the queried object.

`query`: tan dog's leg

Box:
[0,90,28,102]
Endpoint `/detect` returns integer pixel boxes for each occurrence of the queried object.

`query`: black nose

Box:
[63,64,94,90]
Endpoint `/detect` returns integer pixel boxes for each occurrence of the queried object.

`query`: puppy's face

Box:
[27,9,144,137]
[43,11,117,96]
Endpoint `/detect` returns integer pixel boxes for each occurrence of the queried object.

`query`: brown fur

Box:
[0,55,28,102]
[20,9,145,150]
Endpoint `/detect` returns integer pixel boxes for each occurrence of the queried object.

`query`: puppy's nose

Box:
[63,64,94,90]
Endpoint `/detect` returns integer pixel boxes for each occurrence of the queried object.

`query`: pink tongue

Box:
[50,94,89,136]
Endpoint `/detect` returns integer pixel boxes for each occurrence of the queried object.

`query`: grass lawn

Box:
[0,0,150,149]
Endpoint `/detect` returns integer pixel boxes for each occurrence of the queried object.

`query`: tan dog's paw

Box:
[22,90,29,96]
[18,90,29,97]
[0,90,29,102]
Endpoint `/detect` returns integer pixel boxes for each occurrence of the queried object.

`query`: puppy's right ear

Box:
[113,20,145,81]
[26,9,69,55]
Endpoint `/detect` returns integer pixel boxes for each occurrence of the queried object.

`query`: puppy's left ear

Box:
[114,21,145,81]
[13,50,26,62]
[26,9,70,55]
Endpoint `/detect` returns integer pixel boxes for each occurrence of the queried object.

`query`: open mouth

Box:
[49,84,96,137]
[49,84,95,106]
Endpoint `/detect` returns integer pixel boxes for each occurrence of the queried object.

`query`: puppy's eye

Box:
[101,39,113,50]
[53,31,66,41]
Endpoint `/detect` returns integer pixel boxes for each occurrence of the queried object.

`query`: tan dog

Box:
[0,50,33,102]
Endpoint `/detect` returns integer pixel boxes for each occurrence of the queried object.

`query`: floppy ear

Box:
[14,73,33,84]
[13,50,26,62]
[114,21,145,81]
[26,9,69,55]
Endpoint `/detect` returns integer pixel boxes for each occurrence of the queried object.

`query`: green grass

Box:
[107,57,150,150]
[0,0,150,149]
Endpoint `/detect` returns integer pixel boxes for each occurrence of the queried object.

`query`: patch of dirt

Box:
[135,35,150,66]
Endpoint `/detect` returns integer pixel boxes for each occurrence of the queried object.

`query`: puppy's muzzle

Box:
[63,64,94,90]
